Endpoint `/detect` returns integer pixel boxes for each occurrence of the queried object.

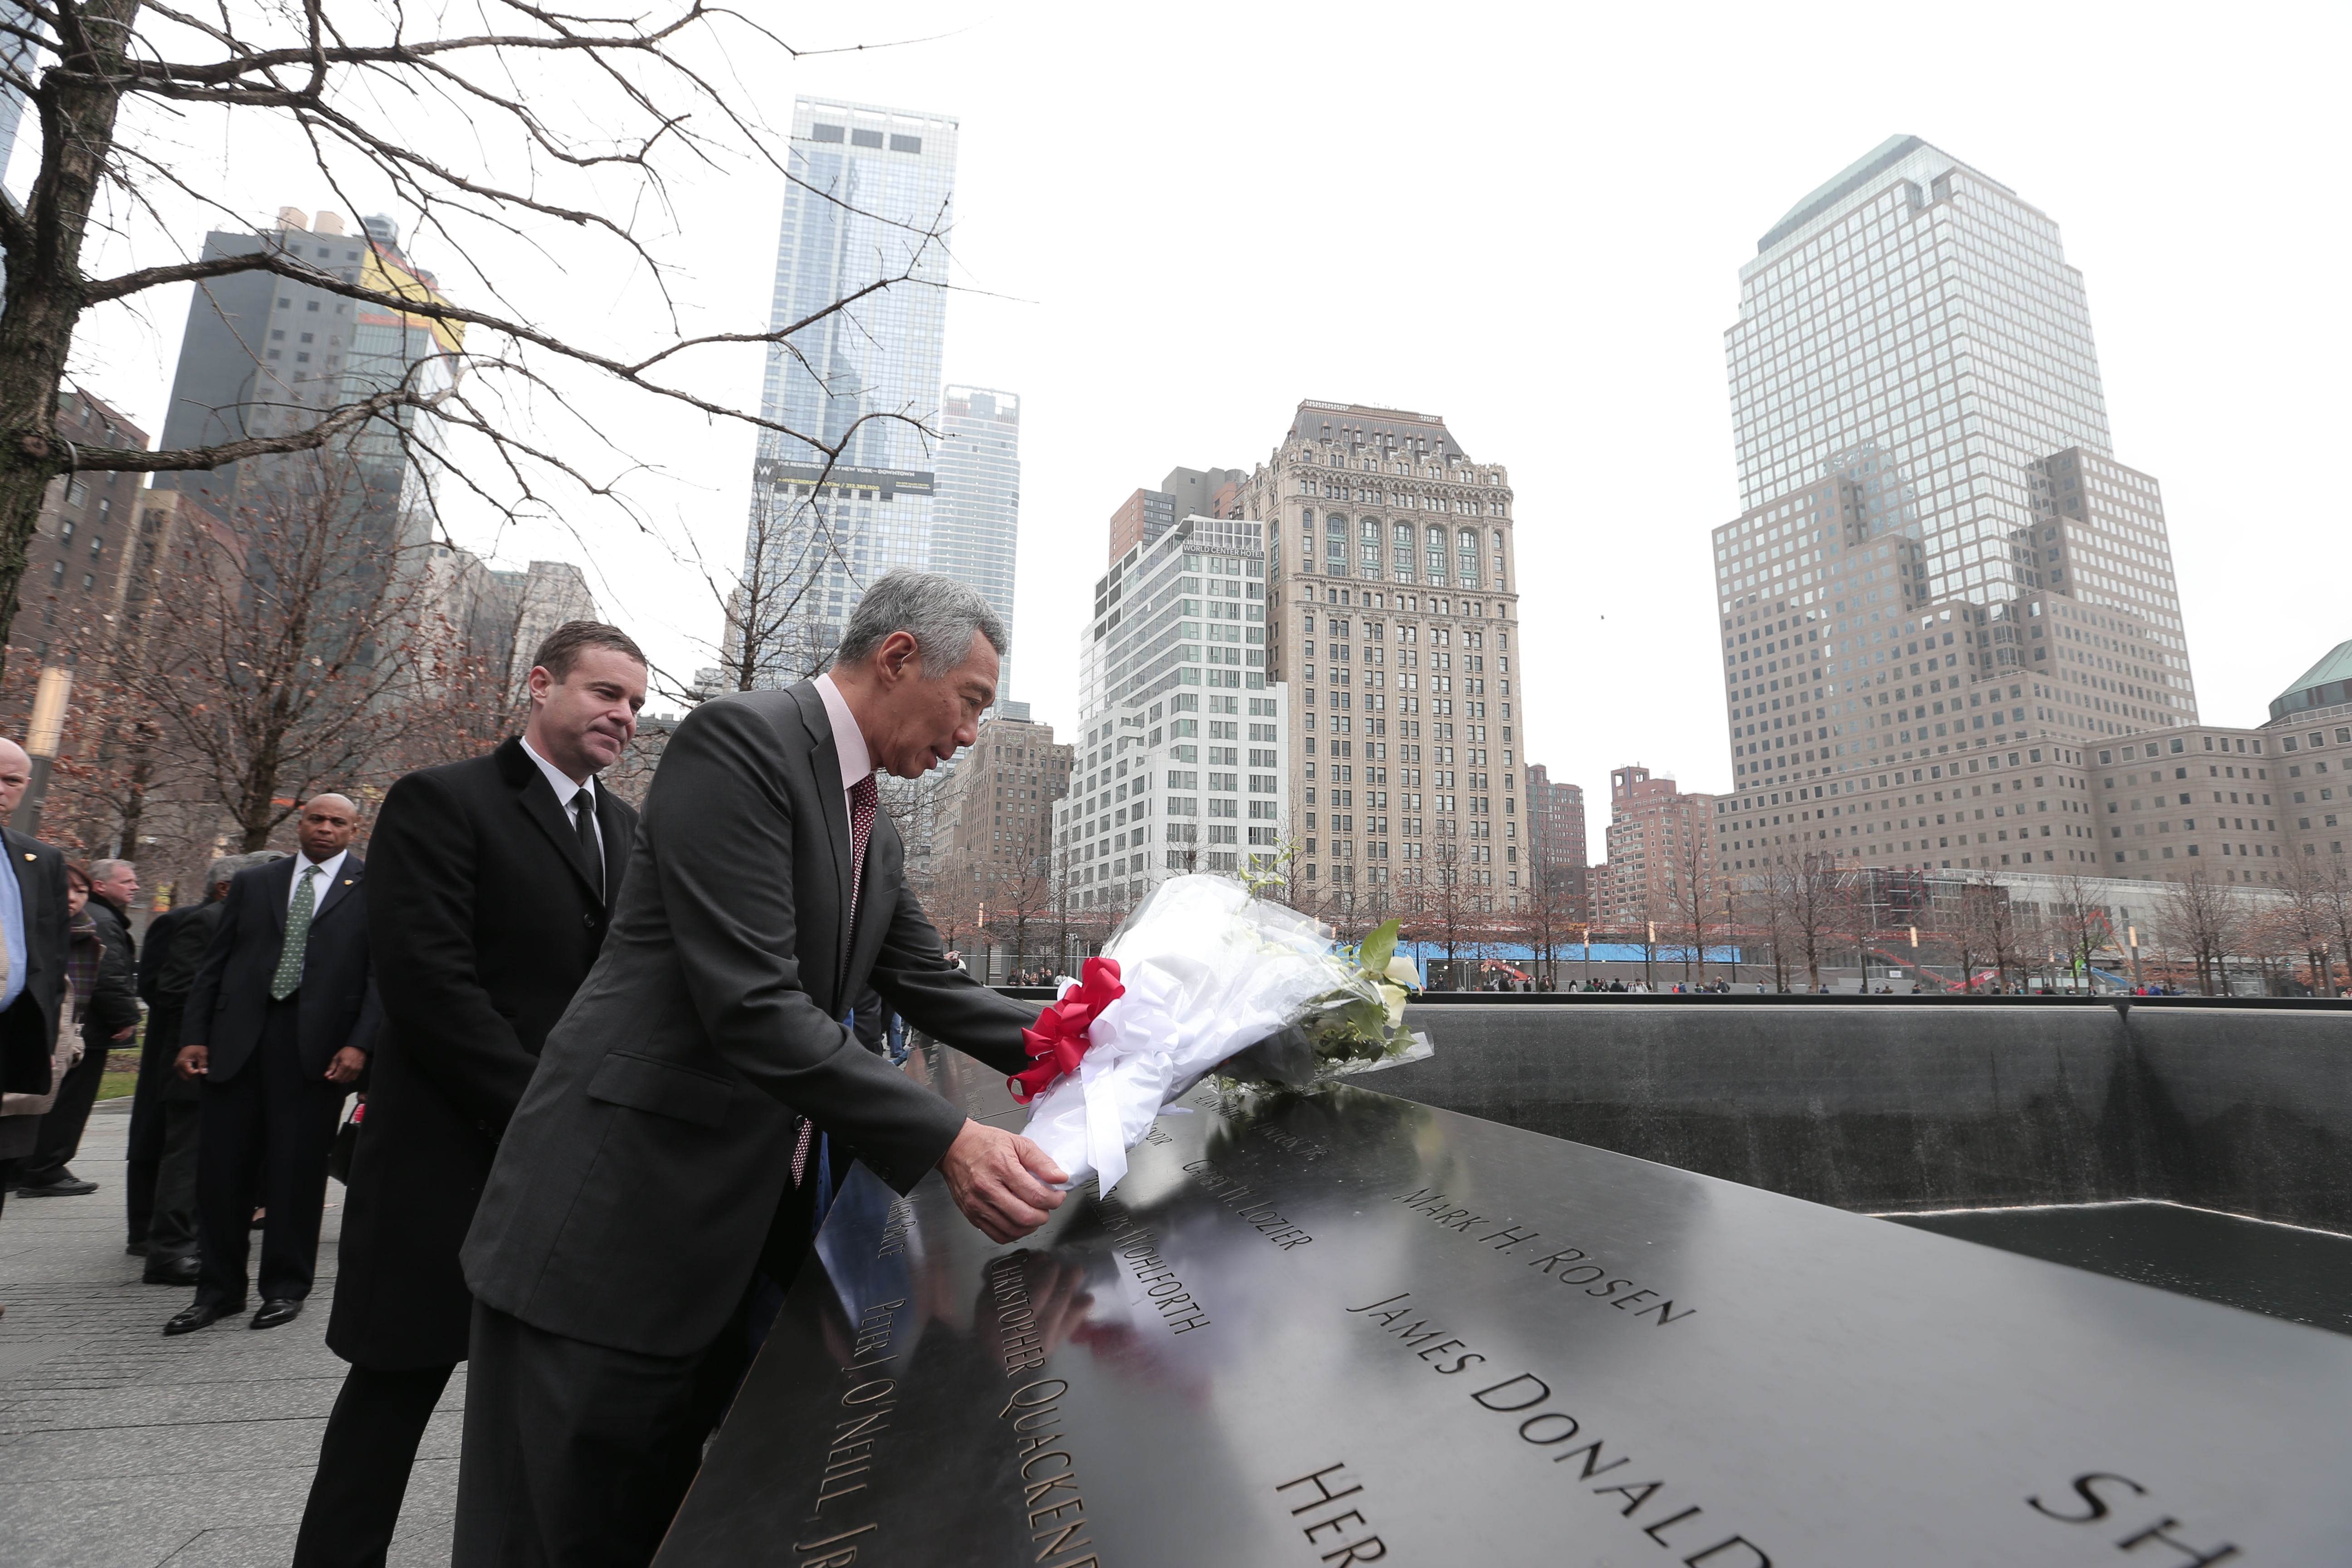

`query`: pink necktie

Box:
[794,772,882,1187]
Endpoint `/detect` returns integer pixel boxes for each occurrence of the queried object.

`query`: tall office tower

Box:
[742,98,958,678]
[157,207,459,539]
[1055,515,1289,912]
[1597,766,1718,927]
[1713,137,2203,877]
[931,386,1020,694]
[1106,467,1247,565]
[0,3,30,304]
[1524,763,1589,909]
[1245,401,1526,917]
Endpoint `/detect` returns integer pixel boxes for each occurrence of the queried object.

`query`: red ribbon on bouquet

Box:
[1009,956,1125,1105]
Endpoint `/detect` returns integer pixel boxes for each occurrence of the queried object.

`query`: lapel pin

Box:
[21,853,33,861]
[343,879,354,886]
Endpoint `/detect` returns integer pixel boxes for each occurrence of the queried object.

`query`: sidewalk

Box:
[0,1100,461,1567]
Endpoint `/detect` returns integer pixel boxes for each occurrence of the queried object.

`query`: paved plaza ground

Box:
[0,1099,460,1567]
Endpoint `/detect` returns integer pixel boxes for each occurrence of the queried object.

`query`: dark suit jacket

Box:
[329,737,640,1369]
[0,828,71,1097]
[183,854,381,1082]
[463,684,1037,1357]
[130,899,205,1159]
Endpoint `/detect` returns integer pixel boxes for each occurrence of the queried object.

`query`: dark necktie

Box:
[793,771,882,1190]
[572,787,603,901]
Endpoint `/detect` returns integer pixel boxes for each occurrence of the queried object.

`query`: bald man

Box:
[171,795,382,1335]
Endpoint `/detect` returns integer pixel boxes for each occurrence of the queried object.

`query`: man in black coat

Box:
[126,884,204,1250]
[128,853,285,1284]
[453,574,1066,1568]
[168,796,381,1335]
[0,738,74,1218]
[14,856,141,1197]
[293,622,648,1568]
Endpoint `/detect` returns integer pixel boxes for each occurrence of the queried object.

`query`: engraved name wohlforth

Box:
[1391,1186,1694,1325]
[1346,1293,1771,1568]
[1094,1191,1212,1335]
[998,1379,1103,1568]
[1275,1462,1386,1566]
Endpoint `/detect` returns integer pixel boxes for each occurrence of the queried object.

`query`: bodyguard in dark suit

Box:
[293,622,648,1568]
[168,795,381,1335]
[0,739,73,1218]
[453,573,1067,1568]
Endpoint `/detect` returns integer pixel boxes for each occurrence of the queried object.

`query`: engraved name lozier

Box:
[998,1379,1104,1568]
[1346,1292,1769,1567]
[1183,1159,1314,1250]
[1276,1463,1386,1565]
[1392,1187,1694,1324]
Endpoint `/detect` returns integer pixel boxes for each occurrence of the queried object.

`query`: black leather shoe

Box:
[16,1176,98,1197]
[250,1298,303,1331]
[165,1299,244,1336]
[143,1256,202,1286]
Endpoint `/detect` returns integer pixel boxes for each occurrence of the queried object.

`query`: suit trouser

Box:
[194,999,345,1305]
[18,1032,109,1186]
[145,1101,203,1260]
[452,1303,753,1568]
[293,1361,456,1568]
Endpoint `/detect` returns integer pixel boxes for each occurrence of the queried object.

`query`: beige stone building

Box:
[1242,401,1526,916]
[935,704,1072,889]
[1712,444,2204,882]
[1597,766,1718,927]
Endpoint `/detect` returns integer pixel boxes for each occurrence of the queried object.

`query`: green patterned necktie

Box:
[271,865,322,1001]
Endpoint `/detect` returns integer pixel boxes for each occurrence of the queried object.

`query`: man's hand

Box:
[325,1046,368,1086]
[112,1025,136,1041]
[176,1044,208,1080]
[938,1118,1067,1243]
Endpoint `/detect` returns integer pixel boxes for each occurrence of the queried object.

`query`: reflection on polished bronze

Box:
[658,1044,2352,1566]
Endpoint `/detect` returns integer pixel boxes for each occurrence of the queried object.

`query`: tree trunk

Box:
[0,1,143,685]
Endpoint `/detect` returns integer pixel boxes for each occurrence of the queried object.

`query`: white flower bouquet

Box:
[1009,875,1431,1191]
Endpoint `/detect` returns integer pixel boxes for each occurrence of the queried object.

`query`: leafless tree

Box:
[124,454,456,849]
[2156,872,2242,996]
[0,2,948,687]
[2272,858,2339,996]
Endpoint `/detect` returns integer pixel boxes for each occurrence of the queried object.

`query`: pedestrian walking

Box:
[12,859,139,1198]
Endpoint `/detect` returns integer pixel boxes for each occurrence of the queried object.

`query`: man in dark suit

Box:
[0,738,73,1220]
[293,622,649,1568]
[127,876,206,1253]
[168,795,381,1335]
[453,573,1066,1568]
[127,853,285,1284]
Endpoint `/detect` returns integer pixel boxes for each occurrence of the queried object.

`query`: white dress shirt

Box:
[813,673,876,804]
[286,849,349,911]
[521,735,603,867]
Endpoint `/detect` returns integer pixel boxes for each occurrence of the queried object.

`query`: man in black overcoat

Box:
[169,795,381,1334]
[126,879,204,1253]
[292,622,649,1568]
[0,739,73,1218]
[452,573,1068,1568]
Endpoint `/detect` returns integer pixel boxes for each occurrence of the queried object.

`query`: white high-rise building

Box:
[932,386,1020,696]
[1057,516,1290,911]
[741,98,958,678]
[1710,136,2206,878]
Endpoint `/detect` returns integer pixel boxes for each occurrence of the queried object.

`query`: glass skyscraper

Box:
[742,97,959,681]
[1711,136,2204,878]
[932,385,1020,695]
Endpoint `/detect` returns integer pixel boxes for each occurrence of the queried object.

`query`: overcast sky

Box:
[33,2,2349,864]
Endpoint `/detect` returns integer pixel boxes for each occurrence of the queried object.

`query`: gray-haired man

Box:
[453,572,1067,1568]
